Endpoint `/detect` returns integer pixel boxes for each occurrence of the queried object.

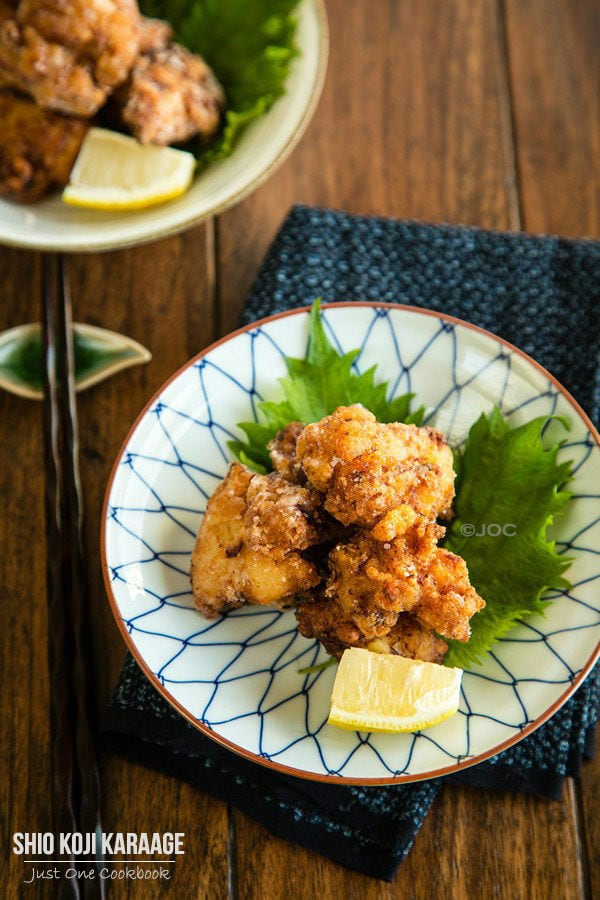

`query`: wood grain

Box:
[580,758,600,899]
[100,758,230,900]
[0,252,52,899]
[505,0,600,238]
[68,226,216,705]
[505,2,600,896]
[233,780,585,900]
[71,226,231,900]
[217,0,520,330]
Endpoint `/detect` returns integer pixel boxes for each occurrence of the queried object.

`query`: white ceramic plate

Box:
[0,0,327,253]
[102,303,600,783]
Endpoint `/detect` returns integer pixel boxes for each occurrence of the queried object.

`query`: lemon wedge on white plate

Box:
[62,127,196,211]
[328,648,463,733]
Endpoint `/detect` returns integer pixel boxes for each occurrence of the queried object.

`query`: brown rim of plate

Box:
[0,0,329,254]
[101,302,600,784]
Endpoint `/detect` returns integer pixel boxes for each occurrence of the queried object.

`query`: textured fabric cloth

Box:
[103,206,600,882]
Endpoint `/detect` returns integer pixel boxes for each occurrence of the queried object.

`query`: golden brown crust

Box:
[368,614,448,665]
[0,1,142,116]
[116,42,224,146]
[296,515,447,655]
[190,463,320,619]
[413,548,486,642]
[296,405,456,525]
[137,15,172,55]
[268,421,306,483]
[0,89,88,202]
[244,471,324,558]
[192,407,485,663]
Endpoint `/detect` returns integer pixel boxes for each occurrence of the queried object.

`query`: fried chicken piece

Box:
[138,15,172,54]
[0,0,141,117]
[296,513,444,653]
[296,404,374,492]
[0,89,88,202]
[296,405,455,526]
[295,497,483,655]
[297,599,449,663]
[330,516,443,622]
[244,471,324,558]
[296,592,363,658]
[0,1,15,23]
[413,548,485,642]
[367,614,448,664]
[116,42,225,145]
[268,421,306,484]
[191,463,320,619]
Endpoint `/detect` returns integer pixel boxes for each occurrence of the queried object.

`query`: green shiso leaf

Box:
[226,301,575,667]
[138,0,299,165]
[228,299,424,470]
[298,657,337,675]
[444,408,573,668]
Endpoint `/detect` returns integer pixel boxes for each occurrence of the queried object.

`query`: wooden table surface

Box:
[2,1,599,897]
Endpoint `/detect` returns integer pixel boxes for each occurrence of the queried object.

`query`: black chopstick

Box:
[42,254,107,899]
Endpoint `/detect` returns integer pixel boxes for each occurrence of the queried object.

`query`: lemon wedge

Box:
[62,128,196,210]
[328,648,462,733]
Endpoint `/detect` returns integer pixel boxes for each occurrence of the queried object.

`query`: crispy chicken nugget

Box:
[0,89,88,202]
[296,599,449,664]
[191,463,320,619]
[295,404,375,492]
[297,519,484,654]
[296,514,444,653]
[414,548,486,642]
[0,0,141,116]
[268,421,306,484]
[116,42,225,145]
[296,591,370,659]
[244,471,324,558]
[328,516,443,617]
[296,405,455,526]
[367,614,448,665]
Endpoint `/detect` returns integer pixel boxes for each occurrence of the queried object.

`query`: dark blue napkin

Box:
[103,206,600,881]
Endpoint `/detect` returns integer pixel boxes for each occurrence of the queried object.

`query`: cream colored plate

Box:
[0,0,328,253]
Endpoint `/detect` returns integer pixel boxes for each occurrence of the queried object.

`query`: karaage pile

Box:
[0,0,225,203]
[191,405,485,664]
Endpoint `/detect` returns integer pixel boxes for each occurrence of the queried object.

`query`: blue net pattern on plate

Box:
[105,306,600,779]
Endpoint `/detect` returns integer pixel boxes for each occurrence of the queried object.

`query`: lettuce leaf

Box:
[139,0,299,164]
[444,408,573,667]
[228,300,424,471]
